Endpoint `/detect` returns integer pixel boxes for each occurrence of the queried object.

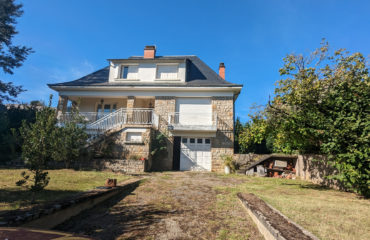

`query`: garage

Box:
[180,137,211,171]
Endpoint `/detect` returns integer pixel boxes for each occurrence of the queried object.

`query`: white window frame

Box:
[117,64,139,80]
[126,132,143,143]
[155,63,179,81]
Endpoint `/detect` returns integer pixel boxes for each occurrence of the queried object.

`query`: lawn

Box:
[214,174,370,240]
[0,169,131,212]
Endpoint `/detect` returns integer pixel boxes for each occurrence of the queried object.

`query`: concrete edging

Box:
[238,193,319,240]
[1,178,141,229]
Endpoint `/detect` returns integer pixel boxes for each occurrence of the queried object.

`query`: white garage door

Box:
[180,137,211,171]
[176,98,212,125]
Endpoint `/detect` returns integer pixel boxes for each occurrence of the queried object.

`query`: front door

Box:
[96,103,117,119]
[180,137,211,171]
[173,137,181,170]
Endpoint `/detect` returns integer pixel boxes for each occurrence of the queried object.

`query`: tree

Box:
[53,107,88,168]
[234,117,244,153]
[16,96,57,199]
[0,0,32,103]
[0,103,37,162]
[268,41,370,196]
[238,112,269,153]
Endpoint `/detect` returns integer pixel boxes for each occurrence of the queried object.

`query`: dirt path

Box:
[56,172,263,240]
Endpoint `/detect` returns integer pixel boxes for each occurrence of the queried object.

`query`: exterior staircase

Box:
[60,108,158,138]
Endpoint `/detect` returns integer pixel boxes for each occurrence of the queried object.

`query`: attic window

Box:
[120,65,138,79]
[156,64,178,80]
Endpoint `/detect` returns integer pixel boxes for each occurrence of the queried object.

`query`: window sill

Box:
[154,79,182,81]
[124,141,145,145]
[115,79,140,81]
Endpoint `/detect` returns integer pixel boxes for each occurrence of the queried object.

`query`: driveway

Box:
[56,172,263,240]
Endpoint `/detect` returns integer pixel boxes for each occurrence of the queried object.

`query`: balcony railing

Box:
[58,112,110,124]
[59,108,158,135]
[168,112,217,131]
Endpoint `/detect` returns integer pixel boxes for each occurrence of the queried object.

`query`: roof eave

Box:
[47,85,243,93]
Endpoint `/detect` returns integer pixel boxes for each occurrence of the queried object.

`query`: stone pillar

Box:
[126,96,135,123]
[56,95,68,120]
[211,96,234,172]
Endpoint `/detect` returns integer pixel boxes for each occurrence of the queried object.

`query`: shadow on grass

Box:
[280,182,332,191]
[55,180,181,240]
[0,189,82,217]
[299,183,332,191]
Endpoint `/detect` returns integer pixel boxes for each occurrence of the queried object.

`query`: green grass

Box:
[0,169,131,212]
[214,174,370,240]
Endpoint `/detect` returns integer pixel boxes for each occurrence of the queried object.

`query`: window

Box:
[189,138,195,144]
[182,138,187,143]
[121,66,129,79]
[197,138,203,144]
[156,65,178,80]
[104,104,111,113]
[126,132,142,142]
[205,139,211,144]
[120,65,138,79]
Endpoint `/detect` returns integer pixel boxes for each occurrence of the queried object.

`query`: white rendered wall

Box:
[77,98,127,112]
[109,62,186,83]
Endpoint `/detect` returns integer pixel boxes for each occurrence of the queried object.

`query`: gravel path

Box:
[56,172,263,240]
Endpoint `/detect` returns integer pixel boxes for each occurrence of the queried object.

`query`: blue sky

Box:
[2,0,369,122]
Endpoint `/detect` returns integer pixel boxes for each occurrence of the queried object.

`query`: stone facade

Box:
[153,96,176,171]
[100,159,147,173]
[211,96,234,172]
[80,95,236,173]
[103,127,151,160]
[87,127,152,172]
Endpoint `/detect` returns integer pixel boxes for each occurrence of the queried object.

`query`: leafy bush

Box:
[150,132,167,160]
[222,155,236,173]
[53,107,88,168]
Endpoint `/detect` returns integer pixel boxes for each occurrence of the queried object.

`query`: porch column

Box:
[56,95,68,120]
[126,96,135,123]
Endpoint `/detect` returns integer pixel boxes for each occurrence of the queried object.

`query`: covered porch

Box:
[56,96,158,134]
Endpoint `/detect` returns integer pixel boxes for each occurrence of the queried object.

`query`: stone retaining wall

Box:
[46,159,147,173]
[295,154,341,189]
[235,153,343,190]
[99,159,147,173]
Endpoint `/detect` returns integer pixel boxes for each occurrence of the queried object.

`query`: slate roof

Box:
[48,56,242,88]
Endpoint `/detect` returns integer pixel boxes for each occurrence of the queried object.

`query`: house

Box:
[48,46,242,172]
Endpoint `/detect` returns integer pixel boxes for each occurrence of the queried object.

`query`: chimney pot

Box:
[144,45,156,59]
[219,62,225,79]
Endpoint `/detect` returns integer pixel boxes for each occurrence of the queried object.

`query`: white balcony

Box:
[59,108,158,135]
[168,112,217,133]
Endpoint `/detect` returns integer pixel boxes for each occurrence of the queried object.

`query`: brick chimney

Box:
[219,63,225,79]
[144,45,156,59]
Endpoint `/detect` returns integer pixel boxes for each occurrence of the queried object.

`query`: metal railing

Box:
[59,112,110,124]
[60,108,158,136]
[168,112,217,130]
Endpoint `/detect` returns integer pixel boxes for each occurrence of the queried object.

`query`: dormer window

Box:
[119,65,138,80]
[156,64,178,80]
